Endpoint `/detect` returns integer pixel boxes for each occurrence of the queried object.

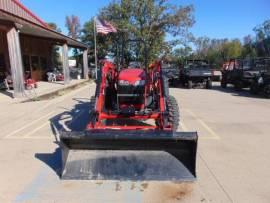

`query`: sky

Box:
[21,0,270,40]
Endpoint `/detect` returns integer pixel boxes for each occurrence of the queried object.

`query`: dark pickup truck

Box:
[180,60,213,89]
[221,58,270,90]
[162,66,179,87]
[249,58,270,98]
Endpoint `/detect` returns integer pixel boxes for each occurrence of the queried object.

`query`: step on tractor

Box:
[59,40,198,181]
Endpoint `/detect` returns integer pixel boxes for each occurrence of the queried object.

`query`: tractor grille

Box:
[117,85,144,105]
[117,85,144,95]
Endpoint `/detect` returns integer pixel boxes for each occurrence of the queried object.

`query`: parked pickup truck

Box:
[221,58,270,90]
[180,60,213,89]
[162,64,179,87]
[249,58,270,98]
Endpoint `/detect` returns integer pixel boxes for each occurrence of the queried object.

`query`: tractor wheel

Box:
[221,79,227,88]
[250,83,259,95]
[188,80,193,89]
[162,76,169,97]
[263,85,270,98]
[172,79,178,87]
[234,81,243,91]
[206,80,212,89]
[167,95,180,131]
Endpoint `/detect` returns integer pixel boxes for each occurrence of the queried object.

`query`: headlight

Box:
[134,80,145,86]
[118,80,130,86]
[258,77,264,84]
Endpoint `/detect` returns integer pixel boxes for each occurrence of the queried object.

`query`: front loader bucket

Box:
[60,130,198,181]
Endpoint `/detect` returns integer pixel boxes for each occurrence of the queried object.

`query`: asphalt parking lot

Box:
[0,82,270,203]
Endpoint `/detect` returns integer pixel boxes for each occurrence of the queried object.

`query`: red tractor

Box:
[60,48,198,181]
[87,61,179,130]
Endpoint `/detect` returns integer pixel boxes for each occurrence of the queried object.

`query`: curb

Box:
[22,80,92,102]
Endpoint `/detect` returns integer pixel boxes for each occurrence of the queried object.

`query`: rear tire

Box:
[234,81,243,91]
[206,80,212,89]
[188,80,193,89]
[171,79,178,87]
[221,79,227,88]
[250,83,259,95]
[263,85,270,98]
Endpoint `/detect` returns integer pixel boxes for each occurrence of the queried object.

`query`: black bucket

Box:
[60,130,198,181]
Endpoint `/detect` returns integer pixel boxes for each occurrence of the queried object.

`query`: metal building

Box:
[0,0,88,97]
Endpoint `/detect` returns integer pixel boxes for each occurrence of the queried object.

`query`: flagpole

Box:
[94,17,98,79]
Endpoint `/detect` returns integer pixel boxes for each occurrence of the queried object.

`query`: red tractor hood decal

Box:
[118,68,146,84]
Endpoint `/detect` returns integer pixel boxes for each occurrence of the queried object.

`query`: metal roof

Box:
[0,0,87,49]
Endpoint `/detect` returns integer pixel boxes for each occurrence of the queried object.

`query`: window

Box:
[23,55,30,72]
[0,53,5,71]
[0,54,6,80]
[40,57,47,70]
[31,56,39,71]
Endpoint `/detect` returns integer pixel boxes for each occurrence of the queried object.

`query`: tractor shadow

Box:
[211,84,268,99]
[35,97,93,176]
[35,98,191,181]
[49,97,93,135]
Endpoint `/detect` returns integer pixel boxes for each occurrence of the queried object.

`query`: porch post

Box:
[62,43,70,84]
[83,49,89,79]
[6,27,25,97]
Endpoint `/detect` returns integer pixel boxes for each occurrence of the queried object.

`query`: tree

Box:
[47,22,62,33]
[81,0,195,66]
[194,37,211,58]
[169,46,192,65]
[47,22,62,68]
[221,39,242,60]
[192,37,243,67]
[253,19,270,56]
[242,35,257,58]
[65,15,81,39]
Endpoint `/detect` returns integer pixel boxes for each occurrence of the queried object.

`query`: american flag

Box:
[95,17,117,34]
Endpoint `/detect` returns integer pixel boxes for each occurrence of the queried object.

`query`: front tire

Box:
[221,79,227,88]
[188,80,193,89]
[250,82,259,95]
[206,79,212,89]
[263,85,270,98]
[234,81,243,91]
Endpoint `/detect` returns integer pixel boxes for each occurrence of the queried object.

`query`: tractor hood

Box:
[118,68,146,85]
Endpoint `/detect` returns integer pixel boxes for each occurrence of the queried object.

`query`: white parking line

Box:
[23,121,50,138]
[4,111,55,138]
[5,109,87,140]
[180,121,188,131]
[5,136,52,140]
[184,109,220,140]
